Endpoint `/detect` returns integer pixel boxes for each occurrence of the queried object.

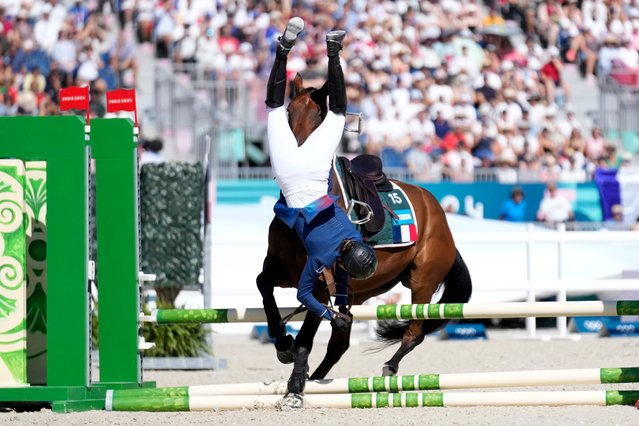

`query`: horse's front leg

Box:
[281,311,323,408]
[282,284,328,406]
[256,254,295,364]
[309,305,352,380]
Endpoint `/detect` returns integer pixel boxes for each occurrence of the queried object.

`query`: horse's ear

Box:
[311,81,329,109]
[293,73,304,98]
[317,81,328,98]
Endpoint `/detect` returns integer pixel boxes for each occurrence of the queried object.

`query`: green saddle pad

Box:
[365,183,418,248]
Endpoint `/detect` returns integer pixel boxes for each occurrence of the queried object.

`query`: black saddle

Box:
[337,154,393,236]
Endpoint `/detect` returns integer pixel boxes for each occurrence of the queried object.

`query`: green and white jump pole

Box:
[106,389,639,411]
[108,367,639,398]
[140,301,639,324]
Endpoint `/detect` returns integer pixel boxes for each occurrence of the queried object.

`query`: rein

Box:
[279,267,353,327]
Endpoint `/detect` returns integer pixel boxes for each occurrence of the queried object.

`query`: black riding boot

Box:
[326,30,347,115]
[265,17,304,108]
[265,49,289,109]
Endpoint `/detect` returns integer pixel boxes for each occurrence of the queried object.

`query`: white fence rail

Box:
[209,202,639,338]
[455,224,639,339]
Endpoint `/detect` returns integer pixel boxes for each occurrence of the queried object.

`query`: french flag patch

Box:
[392,209,417,243]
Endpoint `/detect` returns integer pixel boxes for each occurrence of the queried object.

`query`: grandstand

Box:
[1,0,639,222]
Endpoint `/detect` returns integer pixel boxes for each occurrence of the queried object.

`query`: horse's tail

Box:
[376,249,472,343]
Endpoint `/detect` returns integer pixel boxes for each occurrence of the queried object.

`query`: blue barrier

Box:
[439,323,488,340]
[599,321,639,338]
[569,316,615,333]
[250,325,299,344]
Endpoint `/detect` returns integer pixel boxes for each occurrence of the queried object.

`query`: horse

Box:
[256,73,472,399]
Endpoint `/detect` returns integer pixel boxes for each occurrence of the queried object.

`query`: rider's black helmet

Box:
[340,240,377,280]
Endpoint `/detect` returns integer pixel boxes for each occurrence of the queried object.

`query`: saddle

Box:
[337,154,393,236]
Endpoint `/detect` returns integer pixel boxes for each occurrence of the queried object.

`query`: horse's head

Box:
[287,73,328,146]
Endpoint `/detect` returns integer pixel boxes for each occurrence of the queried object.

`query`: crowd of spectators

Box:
[132,0,637,182]
[0,0,137,118]
[1,0,637,183]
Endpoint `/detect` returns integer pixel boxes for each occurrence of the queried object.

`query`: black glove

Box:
[330,315,350,332]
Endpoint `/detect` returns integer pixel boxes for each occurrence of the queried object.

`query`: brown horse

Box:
[256,74,472,395]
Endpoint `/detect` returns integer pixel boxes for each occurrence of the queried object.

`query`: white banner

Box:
[617,166,639,226]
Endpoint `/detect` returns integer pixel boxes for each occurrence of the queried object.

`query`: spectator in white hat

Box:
[598,33,624,76]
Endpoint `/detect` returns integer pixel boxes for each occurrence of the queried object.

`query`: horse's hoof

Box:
[287,368,309,395]
[275,335,295,364]
[277,348,295,364]
[382,364,397,376]
[278,393,304,410]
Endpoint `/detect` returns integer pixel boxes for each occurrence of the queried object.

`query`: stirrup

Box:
[344,111,363,133]
[279,17,305,51]
[346,199,373,225]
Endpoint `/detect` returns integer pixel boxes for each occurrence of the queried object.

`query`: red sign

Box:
[106,88,138,126]
[106,89,136,112]
[59,86,89,111]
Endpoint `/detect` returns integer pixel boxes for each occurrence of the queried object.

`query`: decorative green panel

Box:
[25,161,47,385]
[0,160,27,386]
[0,115,89,390]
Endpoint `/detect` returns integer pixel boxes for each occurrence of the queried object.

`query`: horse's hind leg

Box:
[256,255,295,364]
[381,320,425,376]
[381,280,438,376]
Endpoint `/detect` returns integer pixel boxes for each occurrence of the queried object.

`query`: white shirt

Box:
[268,107,345,208]
[33,18,60,53]
[408,116,435,143]
[1,0,21,16]
[454,104,477,124]
[445,150,474,173]
[429,102,454,121]
[598,46,623,75]
[538,195,573,222]
[427,84,454,104]
[620,47,639,68]
[49,3,67,26]
[196,36,221,68]
[391,87,411,108]
[529,103,547,126]
[558,117,583,139]
[52,39,77,72]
